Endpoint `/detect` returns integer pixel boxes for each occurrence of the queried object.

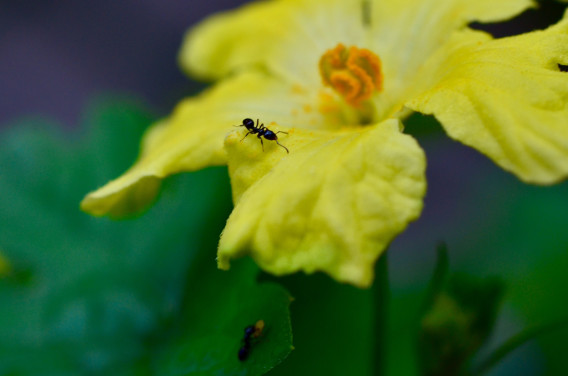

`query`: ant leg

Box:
[240,131,253,142]
[276,141,289,154]
[260,137,265,151]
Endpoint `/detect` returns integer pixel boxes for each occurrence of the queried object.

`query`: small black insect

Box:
[235,118,289,153]
[238,320,265,361]
[238,345,251,361]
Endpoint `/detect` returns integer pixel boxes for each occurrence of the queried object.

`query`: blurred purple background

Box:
[0,0,247,129]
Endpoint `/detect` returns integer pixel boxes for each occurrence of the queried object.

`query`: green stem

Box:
[373,251,390,376]
[472,316,568,375]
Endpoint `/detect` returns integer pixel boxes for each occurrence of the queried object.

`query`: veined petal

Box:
[407,14,568,184]
[219,119,426,287]
[180,0,533,121]
[180,0,367,86]
[368,0,534,120]
[81,72,329,217]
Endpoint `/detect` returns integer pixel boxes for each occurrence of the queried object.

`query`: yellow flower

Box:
[82,0,568,287]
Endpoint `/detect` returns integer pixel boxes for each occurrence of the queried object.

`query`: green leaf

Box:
[0,97,294,375]
[266,273,374,376]
[157,258,293,376]
[418,271,504,376]
[472,315,568,376]
[421,243,450,313]
[403,113,445,139]
[504,248,568,375]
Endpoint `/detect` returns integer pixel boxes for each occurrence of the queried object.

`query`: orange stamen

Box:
[319,44,383,106]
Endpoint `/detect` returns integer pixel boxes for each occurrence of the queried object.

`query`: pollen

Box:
[319,44,383,106]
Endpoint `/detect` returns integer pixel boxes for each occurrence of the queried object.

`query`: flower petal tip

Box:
[80,175,161,218]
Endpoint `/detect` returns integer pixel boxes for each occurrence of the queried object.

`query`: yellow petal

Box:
[218,119,426,288]
[407,15,568,184]
[180,0,533,121]
[179,0,368,85]
[368,0,533,119]
[224,123,296,204]
[81,72,329,217]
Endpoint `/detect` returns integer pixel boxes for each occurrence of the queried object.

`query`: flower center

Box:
[319,44,383,107]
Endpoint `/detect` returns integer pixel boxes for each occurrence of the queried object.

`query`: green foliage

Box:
[0,98,292,375]
[157,258,292,376]
[266,273,374,376]
[403,113,444,138]
[2,95,568,376]
[417,247,504,376]
[505,247,568,376]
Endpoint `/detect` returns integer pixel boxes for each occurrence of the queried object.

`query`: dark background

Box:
[0,0,247,129]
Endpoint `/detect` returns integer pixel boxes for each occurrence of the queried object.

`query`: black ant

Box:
[235,118,289,153]
[238,320,265,361]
